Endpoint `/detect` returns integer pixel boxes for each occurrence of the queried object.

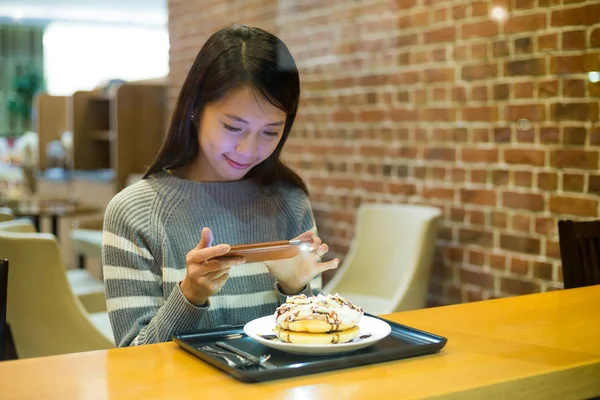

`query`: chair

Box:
[558,220,600,289]
[0,259,8,360]
[70,173,141,273]
[0,230,114,358]
[322,203,442,315]
[0,218,107,314]
[0,207,14,222]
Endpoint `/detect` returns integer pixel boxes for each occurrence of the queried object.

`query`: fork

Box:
[201,346,270,369]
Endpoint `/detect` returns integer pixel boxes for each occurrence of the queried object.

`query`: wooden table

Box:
[1,286,599,399]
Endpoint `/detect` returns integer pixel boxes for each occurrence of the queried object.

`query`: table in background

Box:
[0,197,102,238]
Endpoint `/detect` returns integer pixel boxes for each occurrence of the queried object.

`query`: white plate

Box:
[243,315,392,355]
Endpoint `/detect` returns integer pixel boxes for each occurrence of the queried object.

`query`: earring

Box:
[190,114,196,122]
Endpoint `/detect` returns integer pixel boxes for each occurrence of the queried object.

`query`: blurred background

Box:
[1,0,599,311]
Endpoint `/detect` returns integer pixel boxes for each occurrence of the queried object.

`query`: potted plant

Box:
[5,64,43,144]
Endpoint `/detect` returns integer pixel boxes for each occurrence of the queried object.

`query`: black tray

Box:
[172,314,448,383]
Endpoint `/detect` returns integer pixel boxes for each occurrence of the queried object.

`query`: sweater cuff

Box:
[160,282,209,337]
[274,281,313,304]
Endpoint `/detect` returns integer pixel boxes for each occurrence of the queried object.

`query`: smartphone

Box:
[210,239,313,264]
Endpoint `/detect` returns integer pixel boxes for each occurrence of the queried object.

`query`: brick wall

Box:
[168,0,600,306]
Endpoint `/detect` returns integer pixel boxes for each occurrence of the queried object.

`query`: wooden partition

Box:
[69,90,111,172]
[68,81,167,192]
[33,93,67,170]
[112,83,166,191]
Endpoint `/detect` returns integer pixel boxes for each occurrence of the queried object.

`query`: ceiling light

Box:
[491,6,507,21]
[588,71,600,83]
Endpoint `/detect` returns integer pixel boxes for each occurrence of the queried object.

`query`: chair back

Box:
[0,259,7,360]
[0,219,36,233]
[0,230,113,358]
[558,220,600,289]
[0,207,14,223]
[323,203,442,313]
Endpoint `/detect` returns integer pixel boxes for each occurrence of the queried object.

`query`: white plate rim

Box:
[243,315,392,350]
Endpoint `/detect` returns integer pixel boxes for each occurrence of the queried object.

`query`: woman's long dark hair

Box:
[144,24,308,194]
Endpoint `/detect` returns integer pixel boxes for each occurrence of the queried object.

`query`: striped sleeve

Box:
[102,185,208,347]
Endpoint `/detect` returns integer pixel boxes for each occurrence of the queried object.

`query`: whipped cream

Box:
[274,293,364,328]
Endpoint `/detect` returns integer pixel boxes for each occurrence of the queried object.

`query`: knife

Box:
[215,341,277,370]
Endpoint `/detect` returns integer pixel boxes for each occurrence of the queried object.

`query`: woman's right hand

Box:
[180,227,244,306]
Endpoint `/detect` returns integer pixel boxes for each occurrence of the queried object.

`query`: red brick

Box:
[549,195,598,217]
[500,234,541,254]
[471,1,489,17]
[538,172,558,191]
[468,210,486,226]
[471,43,488,59]
[551,54,599,75]
[463,106,497,121]
[501,277,541,295]
[461,148,498,163]
[538,79,559,98]
[551,3,600,26]
[468,250,485,266]
[424,147,456,161]
[589,175,600,195]
[533,262,554,280]
[506,104,545,122]
[502,192,544,211]
[535,217,555,235]
[452,4,467,19]
[459,228,494,247]
[493,84,510,100]
[546,240,561,258]
[515,0,535,9]
[490,254,507,271]
[563,79,586,98]
[460,189,496,206]
[514,82,534,98]
[592,28,600,48]
[503,149,545,166]
[461,20,498,39]
[491,212,508,229]
[562,173,584,191]
[540,128,560,144]
[493,169,509,185]
[462,64,498,81]
[424,26,457,43]
[562,30,586,50]
[360,110,386,122]
[509,257,530,275]
[459,268,494,289]
[421,187,455,200]
[551,150,598,169]
[511,215,532,232]
[513,170,533,187]
[506,58,544,76]
[424,67,455,82]
[505,13,546,34]
[471,86,488,101]
[538,33,558,51]
[389,183,416,195]
[333,111,355,122]
[551,102,598,122]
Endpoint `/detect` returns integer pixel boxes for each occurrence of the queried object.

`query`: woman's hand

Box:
[180,227,244,305]
[265,231,339,295]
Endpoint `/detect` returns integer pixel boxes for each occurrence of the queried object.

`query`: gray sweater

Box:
[102,170,320,347]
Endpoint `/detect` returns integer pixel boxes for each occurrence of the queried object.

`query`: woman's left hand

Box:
[265,231,339,294]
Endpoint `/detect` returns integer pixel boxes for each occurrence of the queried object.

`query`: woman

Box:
[102,24,339,347]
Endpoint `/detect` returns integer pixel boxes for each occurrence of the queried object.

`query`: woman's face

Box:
[194,86,287,182]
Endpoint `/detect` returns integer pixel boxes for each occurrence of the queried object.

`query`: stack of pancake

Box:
[273,293,364,344]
